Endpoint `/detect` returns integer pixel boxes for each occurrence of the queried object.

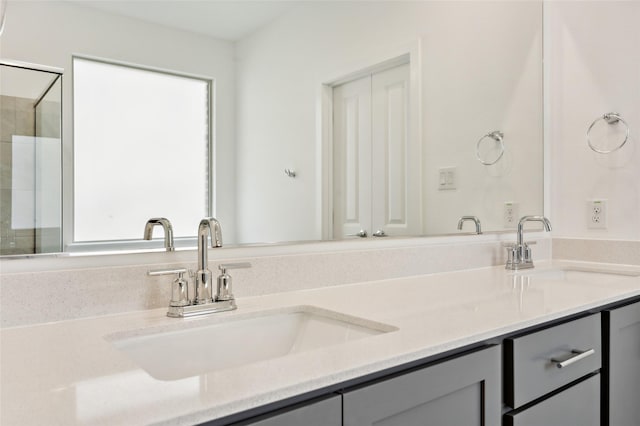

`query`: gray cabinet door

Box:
[234,395,341,426]
[605,300,640,426]
[342,345,501,426]
[503,374,600,426]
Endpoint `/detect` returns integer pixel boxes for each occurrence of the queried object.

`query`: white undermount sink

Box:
[107,306,396,380]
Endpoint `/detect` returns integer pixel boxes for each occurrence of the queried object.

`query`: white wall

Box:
[0,1,239,244]
[421,2,543,234]
[235,1,544,243]
[548,1,640,240]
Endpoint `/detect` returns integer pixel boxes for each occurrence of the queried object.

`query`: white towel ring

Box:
[587,112,629,154]
[476,131,505,165]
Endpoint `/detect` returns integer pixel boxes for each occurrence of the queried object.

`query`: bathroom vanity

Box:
[2,261,640,426]
[235,304,636,426]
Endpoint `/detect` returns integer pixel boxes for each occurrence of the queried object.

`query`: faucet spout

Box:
[194,217,223,304]
[516,215,552,247]
[197,217,223,271]
[506,215,552,270]
[143,217,175,251]
[457,216,482,234]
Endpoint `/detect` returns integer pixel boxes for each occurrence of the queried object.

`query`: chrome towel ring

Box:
[476,130,505,165]
[587,112,629,154]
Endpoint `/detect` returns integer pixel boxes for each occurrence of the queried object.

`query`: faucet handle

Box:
[503,244,518,265]
[148,268,191,308]
[148,267,188,276]
[523,244,533,263]
[218,262,252,273]
[216,263,252,302]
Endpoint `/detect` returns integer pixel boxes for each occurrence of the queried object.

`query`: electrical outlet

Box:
[587,199,607,229]
[504,202,519,228]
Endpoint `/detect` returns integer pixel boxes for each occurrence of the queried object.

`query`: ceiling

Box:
[70,1,297,41]
[1,64,60,100]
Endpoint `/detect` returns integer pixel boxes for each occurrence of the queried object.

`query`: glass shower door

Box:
[34,74,62,253]
[0,62,62,255]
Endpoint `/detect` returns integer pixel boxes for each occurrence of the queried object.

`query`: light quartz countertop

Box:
[2,260,640,426]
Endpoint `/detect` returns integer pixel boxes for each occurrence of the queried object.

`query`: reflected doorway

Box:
[332,61,421,240]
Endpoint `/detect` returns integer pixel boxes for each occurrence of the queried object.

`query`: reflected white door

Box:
[332,75,372,239]
[333,63,419,239]
[371,64,419,237]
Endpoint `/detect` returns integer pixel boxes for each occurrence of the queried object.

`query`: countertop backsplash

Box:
[553,238,640,266]
[1,238,552,327]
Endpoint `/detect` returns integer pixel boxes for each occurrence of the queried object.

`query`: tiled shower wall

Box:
[0,94,36,255]
[0,92,61,255]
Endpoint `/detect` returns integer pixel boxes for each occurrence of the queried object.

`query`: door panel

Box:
[333,62,420,239]
[371,63,419,237]
[333,75,372,239]
[233,395,341,426]
[605,301,640,426]
[370,382,481,426]
[342,346,501,426]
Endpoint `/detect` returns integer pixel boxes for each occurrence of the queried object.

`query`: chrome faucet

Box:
[505,215,552,270]
[148,262,251,318]
[148,217,252,318]
[457,216,482,234]
[194,217,223,305]
[143,217,174,251]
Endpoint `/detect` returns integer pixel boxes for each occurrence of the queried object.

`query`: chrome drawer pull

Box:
[551,348,596,369]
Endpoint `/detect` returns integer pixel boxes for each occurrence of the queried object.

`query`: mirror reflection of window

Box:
[72,57,211,244]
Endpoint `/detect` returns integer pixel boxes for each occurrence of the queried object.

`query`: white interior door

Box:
[332,62,419,239]
[371,63,419,237]
[332,75,372,239]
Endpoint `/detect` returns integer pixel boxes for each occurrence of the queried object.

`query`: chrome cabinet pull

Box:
[551,348,596,369]
[372,229,387,237]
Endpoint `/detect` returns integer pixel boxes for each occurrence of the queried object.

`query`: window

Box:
[73,57,211,244]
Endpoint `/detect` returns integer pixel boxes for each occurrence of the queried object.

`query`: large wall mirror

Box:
[0,0,543,256]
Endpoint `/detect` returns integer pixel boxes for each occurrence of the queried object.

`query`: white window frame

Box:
[67,55,215,253]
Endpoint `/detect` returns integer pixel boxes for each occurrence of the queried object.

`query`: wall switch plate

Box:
[438,167,457,191]
[587,199,607,229]
[504,201,519,228]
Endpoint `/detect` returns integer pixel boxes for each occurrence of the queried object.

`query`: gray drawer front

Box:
[505,314,601,408]
[504,374,600,426]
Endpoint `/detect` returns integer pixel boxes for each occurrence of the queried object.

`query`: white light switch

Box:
[438,167,457,190]
[504,201,519,228]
